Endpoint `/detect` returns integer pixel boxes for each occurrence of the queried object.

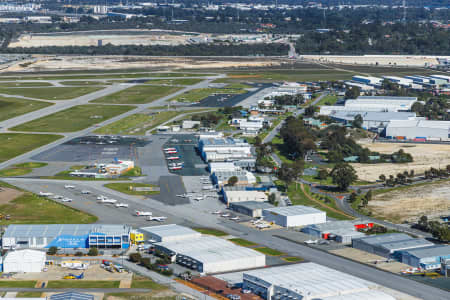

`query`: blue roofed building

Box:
[400,245,450,270]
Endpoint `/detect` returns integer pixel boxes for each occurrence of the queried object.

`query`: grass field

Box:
[193,228,228,236]
[131,276,167,290]
[61,80,110,86]
[43,165,129,181]
[46,280,120,288]
[104,182,160,195]
[227,69,354,82]
[92,85,182,104]
[254,247,285,256]
[0,86,103,100]
[0,181,97,224]
[11,104,135,132]
[282,256,304,262]
[16,292,42,297]
[228,238,258,247]
[0,162,47,177]
[0,281,36,288]
[169,87,246,103]
[0,82,53,87]
[0,133,62,163]
[145,78,203,85]
[315,94,338,106]
[0,97,52,122]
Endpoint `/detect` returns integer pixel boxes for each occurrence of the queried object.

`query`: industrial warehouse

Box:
[302,220,371,244]
[139,224,201,243]
[1,224,132,250]
[147,225,265,274]
[242,263,395,300]
[262,205,326,227]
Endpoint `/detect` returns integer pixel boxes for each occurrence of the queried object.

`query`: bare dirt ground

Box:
[0,187,23,204]
[368,180,450,223]
[3,55,283,73]
[303,54,446,67]
[352,142,450,182]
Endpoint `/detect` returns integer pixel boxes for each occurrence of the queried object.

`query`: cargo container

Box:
[396,136,406,140]
[413,138,426,142]
[428,137,441,141]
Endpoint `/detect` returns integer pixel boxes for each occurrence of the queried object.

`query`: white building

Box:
[344,81,374,92]
[242,263,394,300]
[182,120,201,129]
[3,249,46,273]
[198,137,253,162]
[224,190,268,205]
[320,96,418,115]
[139,224,201,243]
[328,111,419,129]
[352,75,383,86]
[383,76,414,87]
[385,120,450,141]
[277,82,308,94]
[262,205,326,227]
[209,162,241,173]
[155,235,266,274]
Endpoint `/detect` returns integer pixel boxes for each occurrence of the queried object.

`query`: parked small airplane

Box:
[166,156,180,160]
[176,194,188,198]
[99,198,117,204]
[256,223,271,229]
[304,240,318,245]
[64,185,75,189]
[165,150,178,154]
[230,216,240,221]
[81,190,91,194]
[135,211,152,216]
[62,198,73,202]
[39,191,53,197]
[221,213,231,217]
[211,210,222,214]
[147,216,167,222]
[163,148,177,151]
[169,166,183,170]
[115,203,129,208]
[192,196,203,201]
[97,195,107,200]
[52,195,64,200]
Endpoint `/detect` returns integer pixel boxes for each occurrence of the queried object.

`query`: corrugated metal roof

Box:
[263,205,324,217]
[50,292,94,300]
[357,96,417,101]
[387,120,450,129]
[3,224,130,238]
[244,263,377,297]
[321,290,396,300]
[330,111,417,122]
[403,245,450,259]
[230,201,274,210]
[353,233,412,245]
[156,235,264,264]
[379,238,433,251]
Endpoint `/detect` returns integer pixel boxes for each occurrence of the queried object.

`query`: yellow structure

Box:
[130,231,144,245]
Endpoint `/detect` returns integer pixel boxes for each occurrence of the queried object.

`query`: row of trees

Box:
[416,216,450,242]
[129,251,173,276]
[379,165,450,186]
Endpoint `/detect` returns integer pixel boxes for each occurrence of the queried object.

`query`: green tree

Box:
[47,246,58,255]
[227,176,238,186]
[317,169,328,182]
[129,252,142,263]
[348,192,357,203]
[331,163,358,191]
[88,247,99,256]
[353,114,363,128]
[345,86,360,99]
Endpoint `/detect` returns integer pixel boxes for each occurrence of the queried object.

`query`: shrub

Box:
[47,246,58,255]
[88,247,98,256]
[129,252,142,263]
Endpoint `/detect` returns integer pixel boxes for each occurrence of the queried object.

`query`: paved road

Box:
[0,288,150,293]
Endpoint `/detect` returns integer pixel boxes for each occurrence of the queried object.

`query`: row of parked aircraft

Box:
[164,147,184,170]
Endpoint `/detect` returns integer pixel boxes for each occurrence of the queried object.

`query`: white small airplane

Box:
[256,223,271,229]
[166,156,180,160]
[221,213,231,217]
[97,195,107,200]
[99,198,117,204]
[147,216,167,222]
[135,211,152,216]
[168,162,183,167]
[202,185,214,190]
[211,210,222,214]
[230,216,240,221]
[304,239,318,245]
[62,198,72,202]
[81,190,91,194]
[200,177,209,180]
[115,203,129,208]
[176,194,188,198]
[64,185,75,189]
[165,150,178,154]
[192,196,203,201]
[169,166,183,170]
[164,148,177,151]
[52,195,64,200]
[39,191,53,197]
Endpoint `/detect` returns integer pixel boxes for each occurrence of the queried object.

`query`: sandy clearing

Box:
[303,54,445,67]
[351,142,450,182]
[368,181,450,223]
[0,187,24,204]
[3,55,283,73]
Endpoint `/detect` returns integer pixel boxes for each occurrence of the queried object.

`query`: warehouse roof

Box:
[353,233,412,245]
[230,201,274,210]
[357,96,417,101]
[387,119,450,129]
[50,292,94,300]
[200,137,249,146]
[321,290,395,300]
[329,111,417,122]
[156,235,264,264]
[3,224,130,238]
[402,245,450,259]
[263,205,324,216]
[140,224,200,239]
[244,263,377,298]
[225,191,267,202]
[379,238,433,251]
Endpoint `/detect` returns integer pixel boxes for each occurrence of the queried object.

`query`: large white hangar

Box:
[139,224,201,243]
[154,234,266,274]
[2,249,46,273]
[262,205,326,227]
[242,263,395,300]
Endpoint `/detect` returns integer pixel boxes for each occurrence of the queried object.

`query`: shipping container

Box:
[413,138,426,142]
[428,137,441,141]
[396,136,406,140]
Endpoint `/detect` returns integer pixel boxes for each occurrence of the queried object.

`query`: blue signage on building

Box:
[46,234,89,248]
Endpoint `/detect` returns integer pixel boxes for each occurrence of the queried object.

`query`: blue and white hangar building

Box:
[1,224,131,250]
